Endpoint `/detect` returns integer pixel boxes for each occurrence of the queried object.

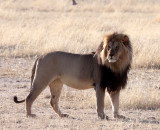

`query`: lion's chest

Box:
[100,66,128,92]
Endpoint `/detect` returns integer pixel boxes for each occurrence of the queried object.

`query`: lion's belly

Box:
[60,76,94,90]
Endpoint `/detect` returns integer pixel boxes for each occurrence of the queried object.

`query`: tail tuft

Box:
[13,96,25,103]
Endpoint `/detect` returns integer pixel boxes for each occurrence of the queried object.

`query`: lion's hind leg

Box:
[49,79,68,118]
[26,82,47,117]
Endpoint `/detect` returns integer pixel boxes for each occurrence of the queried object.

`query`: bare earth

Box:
[0,58,160,129]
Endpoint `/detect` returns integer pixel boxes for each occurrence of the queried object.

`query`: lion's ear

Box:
[122,35,130,46]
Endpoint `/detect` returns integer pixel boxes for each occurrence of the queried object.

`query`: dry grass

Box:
[0,0,160,68]
[0,0,160,129]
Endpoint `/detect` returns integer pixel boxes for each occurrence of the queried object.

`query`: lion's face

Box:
[105,40,123,63]
[97,33,132,73]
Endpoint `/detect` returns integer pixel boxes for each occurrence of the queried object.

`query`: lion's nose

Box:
[109,53,114,58]
[109,54,113,57]
[109,51,114,59]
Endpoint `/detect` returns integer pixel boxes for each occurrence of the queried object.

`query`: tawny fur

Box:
[14,32,132,119]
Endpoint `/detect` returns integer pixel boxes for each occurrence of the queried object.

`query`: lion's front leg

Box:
[109,90,125,119]
[95,85,107,119]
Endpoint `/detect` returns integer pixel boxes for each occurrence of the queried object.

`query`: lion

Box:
[14,32,132,119]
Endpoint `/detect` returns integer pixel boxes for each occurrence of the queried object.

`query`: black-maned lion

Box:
[14,33,132,119]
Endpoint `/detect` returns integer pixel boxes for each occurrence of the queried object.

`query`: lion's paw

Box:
[98,113,109,120]
[27,114,37,118]
[60,114,69,118]
[114,114,126,119]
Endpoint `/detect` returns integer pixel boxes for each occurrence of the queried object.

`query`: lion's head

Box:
[95,33,132,73]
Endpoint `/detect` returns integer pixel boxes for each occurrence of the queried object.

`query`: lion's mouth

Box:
[109,59,116,63]
[108,56,117,63]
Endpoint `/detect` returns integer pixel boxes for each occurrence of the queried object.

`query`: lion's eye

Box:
[115,46,119,51]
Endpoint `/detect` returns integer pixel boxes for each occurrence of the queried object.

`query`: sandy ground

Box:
[0,58,160,129]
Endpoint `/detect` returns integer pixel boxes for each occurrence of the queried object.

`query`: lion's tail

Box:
[13,96,25,103]
[31,57,39,87]
[14,57,39,104]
